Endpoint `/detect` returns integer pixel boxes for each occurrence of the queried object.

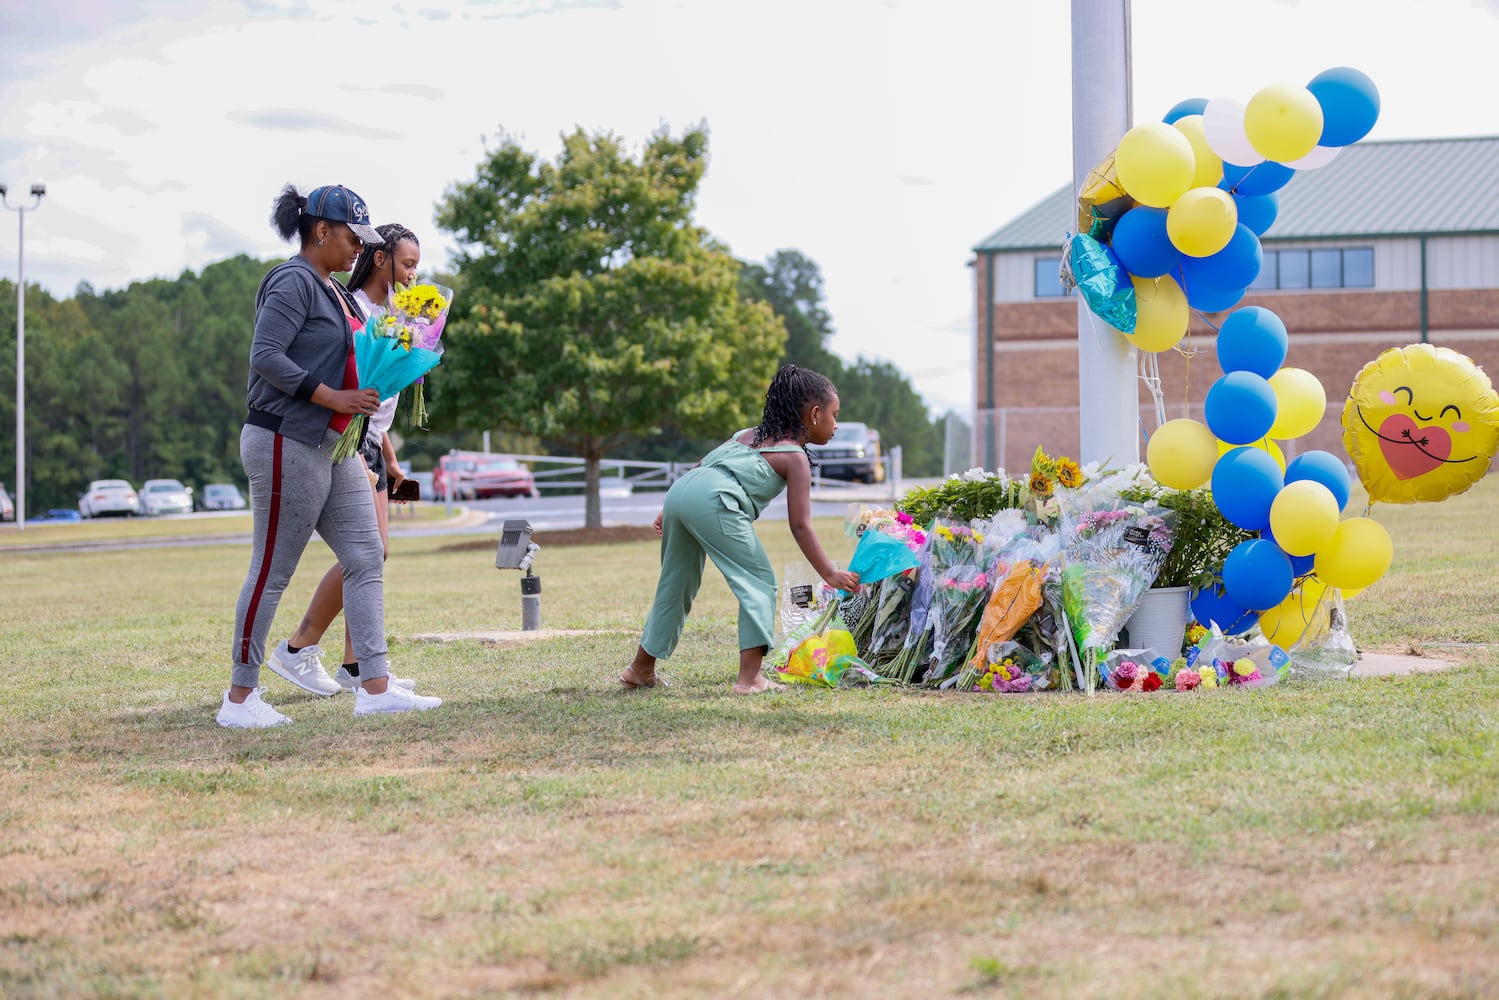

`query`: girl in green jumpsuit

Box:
[622,366,862,694]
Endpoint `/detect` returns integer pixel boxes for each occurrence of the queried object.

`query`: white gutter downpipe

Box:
[1070,0,1139,468]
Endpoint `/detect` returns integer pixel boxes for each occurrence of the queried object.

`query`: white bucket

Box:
[1122,586,1190,659]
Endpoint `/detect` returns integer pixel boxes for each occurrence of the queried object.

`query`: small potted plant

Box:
[1117,481,1254,656]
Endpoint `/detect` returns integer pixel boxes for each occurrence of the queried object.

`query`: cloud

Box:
[87,106,156,137]
[348,83,447,100]
[182,212,257,260]
[226,110,403,140]
[899,175,937,187]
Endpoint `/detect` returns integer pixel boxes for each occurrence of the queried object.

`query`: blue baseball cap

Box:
[303,184,381,244]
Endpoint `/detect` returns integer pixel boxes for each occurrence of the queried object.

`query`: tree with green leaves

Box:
[436,125,785,528]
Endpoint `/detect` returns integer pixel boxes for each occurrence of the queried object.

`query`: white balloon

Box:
[1284,144,1342,170]
[1202,98,1264,168]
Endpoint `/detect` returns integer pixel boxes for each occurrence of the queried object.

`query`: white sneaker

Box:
[216,688,292,729]
[353,684,443,717]
[335,665,416,692]
[265,640,341,697]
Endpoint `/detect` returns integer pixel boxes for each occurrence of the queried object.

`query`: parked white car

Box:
[200,482,247,511]
[79,479,139,518]
[0,481,13,522]
[138,479,194,516]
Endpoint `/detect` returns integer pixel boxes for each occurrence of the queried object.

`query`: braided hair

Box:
[346,222,420,298]
[751,364,837,454]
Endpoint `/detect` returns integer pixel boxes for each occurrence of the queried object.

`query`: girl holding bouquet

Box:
[218,185,441,728]
[266,223,427,698]
[620,365,861,695]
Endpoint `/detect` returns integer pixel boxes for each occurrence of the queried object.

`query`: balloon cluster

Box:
[1074,68,1387,646]
[1069,67,1381,349]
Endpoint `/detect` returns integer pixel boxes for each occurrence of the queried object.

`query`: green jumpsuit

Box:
[640,432,804,659]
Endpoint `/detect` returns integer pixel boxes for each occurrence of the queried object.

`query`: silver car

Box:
[79,479,139,518]
[200,482,247,511]
[139,479,194,516]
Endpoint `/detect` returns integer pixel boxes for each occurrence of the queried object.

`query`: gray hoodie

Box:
[246,255,360,447]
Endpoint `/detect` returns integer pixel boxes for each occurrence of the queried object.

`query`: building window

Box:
[1255,246,1374,290]
[1034,257,1066,298]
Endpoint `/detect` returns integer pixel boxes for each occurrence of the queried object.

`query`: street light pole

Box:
[1,182,45,531]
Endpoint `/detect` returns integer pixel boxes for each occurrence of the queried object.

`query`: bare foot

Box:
[732,676,786,695]
[620,664,666,689]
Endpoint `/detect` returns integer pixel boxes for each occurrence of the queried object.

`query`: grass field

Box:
[1,480,1496,998]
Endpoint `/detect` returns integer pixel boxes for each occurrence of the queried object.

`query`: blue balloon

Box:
[1109,207,1177,279]
[1190,584,1256,636]
[1264,528,1316,576]
[1233,191,1280,237]
[1222,538,1294,611]
[1220,160,1295,197]
[1204,373,1278,446]
[1180,278,1245,314]
[1284,450,1352,513]
[1216,306,1287,377]
[1180,225,1263,292]
[1211,446,1284,530]
[1307,67,1380,147]
[1163,97,1210,125]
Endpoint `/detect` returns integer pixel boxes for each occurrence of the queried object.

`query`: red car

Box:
[432,452,540,500]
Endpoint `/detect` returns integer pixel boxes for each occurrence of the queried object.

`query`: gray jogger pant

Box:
[231,425,388,688]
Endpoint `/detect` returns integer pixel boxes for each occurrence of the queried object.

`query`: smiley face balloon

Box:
[1342,344,1499,504]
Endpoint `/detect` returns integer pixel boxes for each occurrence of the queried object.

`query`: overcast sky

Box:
[2,0,1497,416]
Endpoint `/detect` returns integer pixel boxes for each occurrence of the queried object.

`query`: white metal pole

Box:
[15,206,24,530]
[1071,0,1140,469]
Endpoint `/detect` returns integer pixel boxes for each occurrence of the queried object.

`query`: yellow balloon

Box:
[1267,367,1329,439]
[1258,577,1328,648]
[1171,114,1224,190]
[1341,344,1499,504]
[1268,480,1340,556]
[1243,83,1324,163]
[1217,436,1285,473]
[1167,187,1238,258]
[1313,517,1393,591]
[1129,275,1188,352]
[1115,122,1196,208]
[1340,585,1365,600]
[1147,418,1218,489]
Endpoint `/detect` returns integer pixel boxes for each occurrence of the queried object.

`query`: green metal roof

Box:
[972,135,1499,253]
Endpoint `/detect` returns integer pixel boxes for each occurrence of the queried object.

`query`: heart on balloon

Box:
[1377,413,1451,480]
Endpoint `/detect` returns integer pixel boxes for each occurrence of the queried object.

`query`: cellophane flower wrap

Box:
[949,531,1057,692]
[1058,496,1176,692]
[886,516,1006,685]
[386,281,454,429]
[847,511,928,656]
[768,598,890,688]
[329,306,445,462]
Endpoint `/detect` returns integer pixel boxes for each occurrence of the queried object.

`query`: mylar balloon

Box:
[1077,150,1132,239]
[1211,445,1283,531]
[1115,122,1196,208]
[1258,576,1328,647]
[1066,233,1136,333]
[1307,66,1381,147]
[1283,450,1351,512]
[1110,207,1177,279]
[1129,274,1189,352]
[1146,418,1219,489]
[1202,98,1263,167]
[1216,306,1288,378]
[1222,538,1294,611]
[1341,344,1499,503]
[1205,371,1278,444]
[1268,480,1341,556]
[1243,82,1324,163]
[1267,367,1328,439]
[1313,517,1393,591]
[1171,115,1224,190]
[1190,583,1256,636]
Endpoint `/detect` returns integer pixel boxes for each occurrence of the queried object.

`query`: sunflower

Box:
[1056,457,1084,489]
[1028,471,1054,498]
